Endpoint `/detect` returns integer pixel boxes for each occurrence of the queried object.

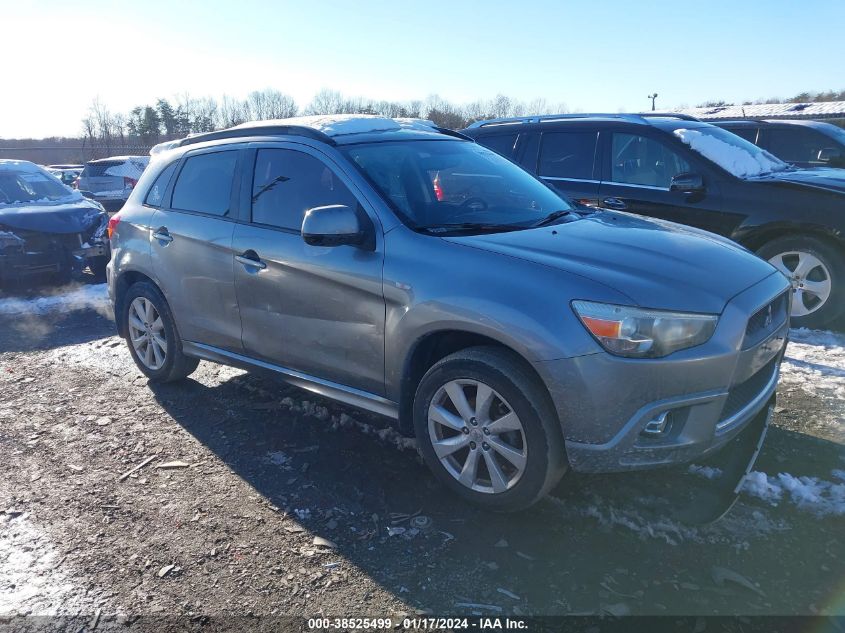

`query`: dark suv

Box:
[712,119,845,169]
[463,114,845,329]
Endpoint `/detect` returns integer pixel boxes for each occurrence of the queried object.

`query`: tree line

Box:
[696,88,845,108]
[77,89,570,152]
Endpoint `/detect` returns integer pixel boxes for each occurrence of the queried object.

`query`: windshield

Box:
[674,126,790,178]
[0,166,79,205]
[341,140,574,232]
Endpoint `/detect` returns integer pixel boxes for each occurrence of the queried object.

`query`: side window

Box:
[611,133,690,188]
[144,161,178,207]
[251,149,359,231]
[477,134,519,159]
[766,128,830,164]
[171,151,238,216]
[539,131,598,179]
[727,127,759,144]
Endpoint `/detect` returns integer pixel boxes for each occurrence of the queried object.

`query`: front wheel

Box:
[758,235,845,329]
[413,346,567,512]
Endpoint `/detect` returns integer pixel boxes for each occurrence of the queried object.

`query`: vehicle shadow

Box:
[148,370,845,616]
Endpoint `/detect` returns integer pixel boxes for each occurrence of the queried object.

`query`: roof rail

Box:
[176,125,337,148]
[468,111,701,129]
[640,112,701,122]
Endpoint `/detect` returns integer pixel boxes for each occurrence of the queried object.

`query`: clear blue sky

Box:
[3,0,842,138]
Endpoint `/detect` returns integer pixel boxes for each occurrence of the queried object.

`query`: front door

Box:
[598,131,722,230]
[232,144,386,396]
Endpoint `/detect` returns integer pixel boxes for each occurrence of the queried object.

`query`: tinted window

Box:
[171,151,238,216]
[539,131,597,179]
[611,133,690,188]
[144,162,178,207]
[766,128,832,164]
[251,149,358,231]
[725,127,758,144]
[477,134,519,159]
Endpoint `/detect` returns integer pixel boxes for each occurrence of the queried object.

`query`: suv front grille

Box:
[717,356,778,429]
[743,292,788,349]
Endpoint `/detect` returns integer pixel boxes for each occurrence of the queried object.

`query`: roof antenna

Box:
[742,106,746,118]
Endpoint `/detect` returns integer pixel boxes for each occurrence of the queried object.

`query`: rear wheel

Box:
[123,281,199,382]
[413,346,567,512]
[758,235,845,329]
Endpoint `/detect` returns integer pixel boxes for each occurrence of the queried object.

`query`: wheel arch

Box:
[395,329,559,435]
[113,269,161,337]
[737,223,845,253]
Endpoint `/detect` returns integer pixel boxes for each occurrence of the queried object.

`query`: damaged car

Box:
[0,160,110,285]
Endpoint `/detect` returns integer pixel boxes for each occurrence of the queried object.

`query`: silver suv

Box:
[107,116,790,511]
[77,155,149,212]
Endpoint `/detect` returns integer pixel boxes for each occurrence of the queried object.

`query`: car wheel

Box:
[123,281,199,382]
[758,235,845,329]
[413,346,567,512]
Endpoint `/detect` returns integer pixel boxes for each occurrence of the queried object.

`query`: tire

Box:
[88,255,108,281]
[122,281,199,382]
[757,235,845,329]
[412,346,568,512]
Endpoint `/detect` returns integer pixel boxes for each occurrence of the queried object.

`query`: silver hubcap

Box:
[768,251,832,317]
[127,297,167,370]
[427,379,527,494]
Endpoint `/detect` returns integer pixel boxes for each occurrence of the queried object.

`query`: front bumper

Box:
[0,236,108,281]
[534,271,790,473]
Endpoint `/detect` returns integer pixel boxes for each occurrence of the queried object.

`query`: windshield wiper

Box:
[531,209,584,228]
[416,222,523,235]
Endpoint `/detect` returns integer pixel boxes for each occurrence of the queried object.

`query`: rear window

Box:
[144,162,178,207]
[539,131,597,179]
[83,158,148,178]
[171,151,238,216]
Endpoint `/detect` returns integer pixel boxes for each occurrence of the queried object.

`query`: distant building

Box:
[664,101,845,126]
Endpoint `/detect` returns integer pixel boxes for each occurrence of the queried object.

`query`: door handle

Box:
[602,197,627,210]
[235,250,267,271]
[152,227,173,244]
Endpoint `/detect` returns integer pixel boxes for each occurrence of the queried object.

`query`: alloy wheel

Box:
[427,379,527,494]
[127,297,167,371]
[768,250,832,317]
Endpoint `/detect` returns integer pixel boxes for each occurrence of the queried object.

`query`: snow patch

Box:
[741,471,845,516]
[0,514,86,615]
[687,464,723,480]
[234,114,437,137]
[0,284,110,317]
[674,128,785,177]
[782,328,845,400]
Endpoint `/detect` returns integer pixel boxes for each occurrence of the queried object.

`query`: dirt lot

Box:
[1,281,843,621]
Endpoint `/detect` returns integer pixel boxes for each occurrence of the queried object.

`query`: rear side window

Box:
[476,134,519,159]
[171,151,238,216]
[725,126,759,144]
[539,131,598,179]
[251,149,358,231]
[144,162,178,207]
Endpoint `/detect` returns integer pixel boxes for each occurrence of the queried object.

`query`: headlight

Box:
[572,300,718,358]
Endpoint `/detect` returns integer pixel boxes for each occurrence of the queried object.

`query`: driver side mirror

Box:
[670,172,705,193]
[817,147,842,162]
[301,204,373,250]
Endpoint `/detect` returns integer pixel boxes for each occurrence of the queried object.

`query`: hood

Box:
[446,212,777,314]
[0,198,106,234]
[749,167,845,194]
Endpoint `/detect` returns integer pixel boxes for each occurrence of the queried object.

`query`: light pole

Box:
[648,93,658,111]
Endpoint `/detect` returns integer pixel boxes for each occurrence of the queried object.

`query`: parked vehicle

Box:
[77,156,149,212]
[712,119,845,169]
[108,115,788,511]
[47,166,84,187]
[0,160,110,283]
[463,113,845,329]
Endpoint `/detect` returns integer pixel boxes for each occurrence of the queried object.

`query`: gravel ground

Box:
[1,281,843,620]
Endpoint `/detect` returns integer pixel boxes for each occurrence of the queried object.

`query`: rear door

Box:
[150,147,244,352]
[537,128,601,205]
[597,129,723,229]
[231,144,386,396]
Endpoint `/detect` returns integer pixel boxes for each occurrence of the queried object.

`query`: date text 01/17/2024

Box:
[306,617,529,630]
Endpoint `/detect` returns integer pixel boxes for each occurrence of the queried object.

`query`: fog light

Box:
[642,411,671,436]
